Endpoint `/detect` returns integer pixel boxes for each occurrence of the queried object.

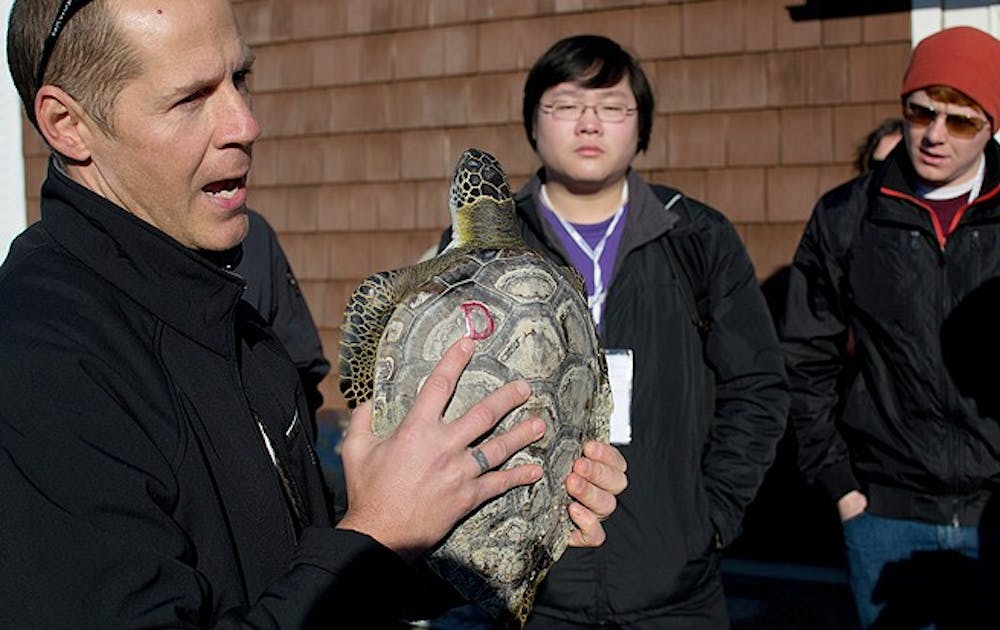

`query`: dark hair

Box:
[7,0,141,135]
[854,117,904,174]
[522,34,654,153]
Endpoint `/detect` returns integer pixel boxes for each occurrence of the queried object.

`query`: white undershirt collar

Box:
[917,155,985,203]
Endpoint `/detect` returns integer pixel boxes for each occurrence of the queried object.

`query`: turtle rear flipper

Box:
[338,269,405,408]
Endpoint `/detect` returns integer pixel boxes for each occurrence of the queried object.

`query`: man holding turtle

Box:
[0,1,626,626]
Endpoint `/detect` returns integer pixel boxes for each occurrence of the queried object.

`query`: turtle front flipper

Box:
[338,269,407,409]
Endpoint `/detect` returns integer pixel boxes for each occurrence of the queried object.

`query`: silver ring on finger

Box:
[470,447,490,475]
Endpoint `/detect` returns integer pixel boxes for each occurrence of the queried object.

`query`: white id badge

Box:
[604,349,633,445]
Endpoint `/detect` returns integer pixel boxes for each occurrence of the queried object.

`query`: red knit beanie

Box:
[901,26,1000,131]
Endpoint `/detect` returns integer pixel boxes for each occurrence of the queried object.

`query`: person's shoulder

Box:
[682,194,731,229]
[646,182,734,236]
[0,223,51,281]
[1,229,137,334]
[816,172,875,216]
[0,229,174,410]
[0,244,140,405]
[809,173,873,243]
[1,224,94,300]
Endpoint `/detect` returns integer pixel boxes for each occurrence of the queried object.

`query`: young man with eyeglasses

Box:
[781,26,1000,628]
[440,34,789,628]
[0,2,629,626]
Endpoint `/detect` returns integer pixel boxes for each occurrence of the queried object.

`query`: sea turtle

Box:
[338,148,612,628]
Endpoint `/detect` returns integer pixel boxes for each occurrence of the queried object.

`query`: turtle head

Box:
[447,148,521,249]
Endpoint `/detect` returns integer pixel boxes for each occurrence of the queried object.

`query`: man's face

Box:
[82,0,259,251]
[532,76,640,195]
[903,89,992,189]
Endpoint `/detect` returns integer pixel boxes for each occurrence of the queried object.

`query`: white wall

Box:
[913,1,1000,44]
[0,0,26,262]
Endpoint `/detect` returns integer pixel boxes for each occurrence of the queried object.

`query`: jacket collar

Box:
[871,137,1000,230]
[516,168,681,257]
[40,159,245,356]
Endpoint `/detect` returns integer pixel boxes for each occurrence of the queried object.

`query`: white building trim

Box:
[913,1,1000,44]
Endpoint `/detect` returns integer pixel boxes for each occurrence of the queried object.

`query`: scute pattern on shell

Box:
[337,149,612,629]
[372,250,611,627]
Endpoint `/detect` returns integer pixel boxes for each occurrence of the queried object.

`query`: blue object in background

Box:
[315,420,344,477]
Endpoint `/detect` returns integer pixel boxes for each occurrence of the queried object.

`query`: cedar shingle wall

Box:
[19,1,912,411]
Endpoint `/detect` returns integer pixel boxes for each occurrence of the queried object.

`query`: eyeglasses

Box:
[903,101,989,139]
[35,0,95,90]
[539,101,637,123]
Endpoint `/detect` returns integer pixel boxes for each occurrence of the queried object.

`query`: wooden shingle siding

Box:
[20,1,912,411]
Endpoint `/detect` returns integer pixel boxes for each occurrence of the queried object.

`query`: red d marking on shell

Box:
[461,301,495,340]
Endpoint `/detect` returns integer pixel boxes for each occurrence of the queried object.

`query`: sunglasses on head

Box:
[903,101,989,139]
[34,0,95,90]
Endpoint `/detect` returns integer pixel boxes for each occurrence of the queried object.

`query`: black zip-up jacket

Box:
[443,170,788,623]
[0,164,407,627]
[781,140,1000,526]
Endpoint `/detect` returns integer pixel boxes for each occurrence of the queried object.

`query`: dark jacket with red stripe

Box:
[781,139,1000,526]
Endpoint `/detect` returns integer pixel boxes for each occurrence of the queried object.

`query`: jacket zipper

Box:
[938,241,960,527]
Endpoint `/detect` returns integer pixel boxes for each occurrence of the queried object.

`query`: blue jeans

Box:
[842,512,997,629]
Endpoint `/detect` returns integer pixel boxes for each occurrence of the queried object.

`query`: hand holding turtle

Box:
[336,337,546,563]
[337,150,615,622]
[565,441,628,547]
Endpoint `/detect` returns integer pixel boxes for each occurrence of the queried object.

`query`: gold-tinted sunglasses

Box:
[903,101,990,139]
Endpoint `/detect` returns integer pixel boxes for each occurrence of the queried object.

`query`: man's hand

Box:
[837,490,868,522]
[565,441,628,547]
[336,337,546,562]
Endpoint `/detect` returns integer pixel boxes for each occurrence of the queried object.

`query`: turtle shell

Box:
[371,247,612,627]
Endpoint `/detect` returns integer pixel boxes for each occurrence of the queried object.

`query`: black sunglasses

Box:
[903,101,989,139]
[34,0,95,90]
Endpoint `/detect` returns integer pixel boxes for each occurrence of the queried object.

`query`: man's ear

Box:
[34,86,98,162]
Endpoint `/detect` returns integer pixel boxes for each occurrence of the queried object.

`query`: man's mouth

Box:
[203,177,245,199]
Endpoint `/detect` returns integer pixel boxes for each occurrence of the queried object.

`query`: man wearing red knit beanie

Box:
[782,26,1000,629]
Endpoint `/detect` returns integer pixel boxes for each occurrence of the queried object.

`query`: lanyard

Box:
[541,182,628,327]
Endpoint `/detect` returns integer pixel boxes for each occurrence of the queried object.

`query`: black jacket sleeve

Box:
[0,334,406,628]
[695,205,790,546]
[779,187,860,503]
